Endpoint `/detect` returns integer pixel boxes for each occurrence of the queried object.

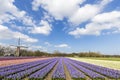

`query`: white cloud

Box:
[69,4,100,25]
[69,0,113,25]
[32,0,112,25]
[11,24,26,31]
[0,0,27,24]
[92,11,120,23]
[0,13,15,24]
[0,0,52,35]
[28,45,48,51]
[0,25,38,43]
[55,44,70,48]
[28,45,42,50]
[100,0,113,7]
[43,12,54,22]
[30,20,52,35]
[32,0,85,20]
[44,42,51,46]
[69,11,120,37]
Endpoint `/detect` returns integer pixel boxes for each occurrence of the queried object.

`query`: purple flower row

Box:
[63,58,85,79]
[70,59,120,79]
[0,58,56,79]
[68,59,105,79]
[52,58,65,79]
[29,58,58,79]
[5,59,55,79]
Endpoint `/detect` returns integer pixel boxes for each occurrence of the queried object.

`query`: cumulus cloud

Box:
[0,0,52,35]
[0,25,38,43]
[69,0,113,25]
[55,44,70,48]
[69,4,100,25]
[32,0,85,20]
[69,11,120,37]
[0,0,27,24]
[30,20,52,35]
[32,0,112,25]
[92,11,120,23]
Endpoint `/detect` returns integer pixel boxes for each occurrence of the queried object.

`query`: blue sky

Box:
[0,0,120,54]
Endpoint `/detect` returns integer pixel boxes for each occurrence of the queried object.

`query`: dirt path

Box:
[44,61,58,80]
[62,60,72,80]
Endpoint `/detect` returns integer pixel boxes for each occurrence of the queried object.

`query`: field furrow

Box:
[62,60,72,80]
[44,60,59,80]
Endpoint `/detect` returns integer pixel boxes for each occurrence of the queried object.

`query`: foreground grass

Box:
[69,57,120,70]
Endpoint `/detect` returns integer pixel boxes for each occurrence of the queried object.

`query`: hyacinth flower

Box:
[29,59,58,80]
[52,58,65,80]
[63,58,86,80]
[69,59,120,79]
[68,59,105,80]
[1,58,56,80]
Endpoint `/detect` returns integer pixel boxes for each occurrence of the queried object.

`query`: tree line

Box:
[0,45,120,57]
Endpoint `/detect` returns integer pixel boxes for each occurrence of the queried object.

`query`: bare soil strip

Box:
[62,60,72,80]
[44,61,58,80]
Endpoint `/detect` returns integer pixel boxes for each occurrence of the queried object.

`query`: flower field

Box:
[0,57,120,80]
